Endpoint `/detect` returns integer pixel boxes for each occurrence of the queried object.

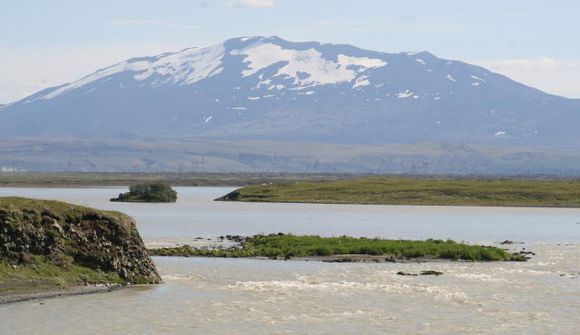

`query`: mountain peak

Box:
[1,36,577,153]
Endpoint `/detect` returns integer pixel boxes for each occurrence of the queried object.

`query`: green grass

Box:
[0,256,122,294]
[150,234,525,262]
[217,176,580,207]
[0,197,130,221]
[0,172,355,187]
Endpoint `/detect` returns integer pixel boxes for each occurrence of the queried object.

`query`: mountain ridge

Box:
[1,36,579,174]
[0,36,577,144]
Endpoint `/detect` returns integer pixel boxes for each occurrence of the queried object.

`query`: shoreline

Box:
[0,284,122,305]
[217,198,580,209]
[153,254,469,263]
[3,185,580,209]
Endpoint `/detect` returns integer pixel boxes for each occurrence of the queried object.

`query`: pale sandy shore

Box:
[0,285,121,305]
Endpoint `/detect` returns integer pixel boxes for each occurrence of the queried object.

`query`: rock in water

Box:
[0,197,161,285]
[397,270,444,276]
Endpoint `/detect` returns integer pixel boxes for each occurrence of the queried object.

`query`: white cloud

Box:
[227,0,276,9]
[107,19,165,27]
[503,13,535,20]
[105,19,199,30]
[471,57,580,99]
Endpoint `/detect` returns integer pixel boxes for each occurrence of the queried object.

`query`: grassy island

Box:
[0,197,160,301]
[149,234,527,262]
[216,177,580,207]
[111,182,177,203]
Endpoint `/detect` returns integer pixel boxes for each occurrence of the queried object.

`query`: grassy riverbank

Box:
[0,256,122,297]
[217,177,580,207]
[149,234,526,262]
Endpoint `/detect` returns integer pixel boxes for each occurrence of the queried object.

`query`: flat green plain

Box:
[217,177,580,207]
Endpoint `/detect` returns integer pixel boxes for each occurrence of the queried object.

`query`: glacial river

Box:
[0,187,579,334]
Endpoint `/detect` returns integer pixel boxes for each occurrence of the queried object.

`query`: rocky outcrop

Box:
[215,190,241,201]
[0,197,161,284]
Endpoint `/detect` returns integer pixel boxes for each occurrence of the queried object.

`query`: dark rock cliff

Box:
[0,197,161,284]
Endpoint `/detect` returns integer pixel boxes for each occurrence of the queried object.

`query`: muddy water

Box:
[0,187,578,334]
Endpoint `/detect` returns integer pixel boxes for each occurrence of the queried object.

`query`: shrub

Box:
[111,182,177,203]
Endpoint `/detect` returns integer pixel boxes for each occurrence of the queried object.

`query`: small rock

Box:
[397,270,444,276]
[420,270,444,276]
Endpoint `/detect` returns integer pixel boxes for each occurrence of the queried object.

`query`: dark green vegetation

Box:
[150,234,526,262]
[0,172,354,187]
[217,177,580,207]
[0,197,161,297]
[111,182,177,203]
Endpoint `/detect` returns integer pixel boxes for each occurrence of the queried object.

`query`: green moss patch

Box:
[150,234,526,262]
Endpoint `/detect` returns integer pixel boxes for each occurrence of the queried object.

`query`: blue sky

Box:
[1,0,579,103]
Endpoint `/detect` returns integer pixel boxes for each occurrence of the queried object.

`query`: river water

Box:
[0,187,579,334]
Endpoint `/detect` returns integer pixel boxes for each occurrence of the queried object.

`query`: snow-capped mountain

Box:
[1,36,579,148]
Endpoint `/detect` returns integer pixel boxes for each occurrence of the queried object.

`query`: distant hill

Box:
[1,36,579,174]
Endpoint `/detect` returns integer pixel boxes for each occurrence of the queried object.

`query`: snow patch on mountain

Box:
[398,90,414,98]
[337,54,387,69]
[42,44,225,100]
[133,44,224,84]
[231,43,386,87]
[352,75,370,89]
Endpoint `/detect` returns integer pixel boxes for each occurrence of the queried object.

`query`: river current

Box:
[0,187,578,334]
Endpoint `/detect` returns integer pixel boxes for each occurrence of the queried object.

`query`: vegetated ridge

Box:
[216,176,580,207]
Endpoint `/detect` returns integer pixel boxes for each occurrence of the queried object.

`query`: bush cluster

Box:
[111,182,177,202]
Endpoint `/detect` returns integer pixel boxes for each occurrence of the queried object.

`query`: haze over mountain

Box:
[1,36,579,174]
